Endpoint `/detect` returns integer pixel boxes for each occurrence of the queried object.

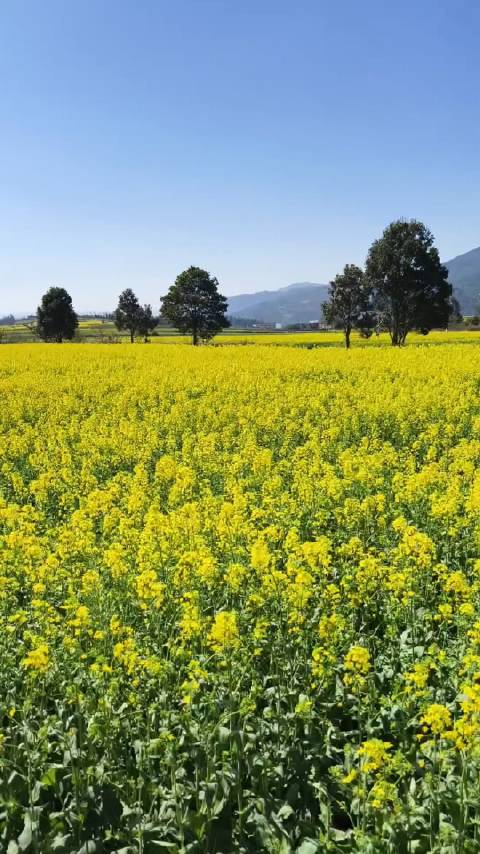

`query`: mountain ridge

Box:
[445,246,480,315]
[227,282,329,324]
[227,247,480,323]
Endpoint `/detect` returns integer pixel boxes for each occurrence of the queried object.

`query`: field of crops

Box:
[3,342,480,852]
[1,320,479,347]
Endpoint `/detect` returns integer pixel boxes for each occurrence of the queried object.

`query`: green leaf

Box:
[41,767,57,788]
[51,835,72,852]
[296,841,320,854]
[17,817,32,852]
[277,804,294,821]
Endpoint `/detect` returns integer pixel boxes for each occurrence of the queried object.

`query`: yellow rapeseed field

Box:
[2,340,480,852]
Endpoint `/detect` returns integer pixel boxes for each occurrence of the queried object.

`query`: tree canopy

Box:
[136,304,158,342]
[365,219,452,345]
[114,289,142,342]
[160,267,230,345]
[37,287,78,342]
[322,264,373,348]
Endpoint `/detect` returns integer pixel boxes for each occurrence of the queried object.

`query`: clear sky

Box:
[0,0,479,315]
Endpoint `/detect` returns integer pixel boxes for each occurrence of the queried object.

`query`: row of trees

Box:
[35,267,230,344]
[33,220,457,347]
[323,219,457,347]
[114,268,229,345]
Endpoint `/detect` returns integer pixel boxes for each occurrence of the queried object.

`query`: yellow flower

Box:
[208,611,240,654]
[341,769,358,785]
[179,593,203,641]
[445,571,471,599]
[404,661,431,697]
[69,604,90,629]
[369,780,399,811]
[434,603,454,623]
[420,703,452,737]
[224,562,249,592]
[196,556,217,586]
[81,569,100,592]
[104,544,128,579]
[357,739,393,773]
[460,602,475,618]
[294,696,313,717]
[460,683,480,716]
[135,570,165,608]
[250,540,271,573]
[22,643,50,674]
[445,717,479,752]
[343,645,371,690]
[113,638,139,674]
[110,615,123,635]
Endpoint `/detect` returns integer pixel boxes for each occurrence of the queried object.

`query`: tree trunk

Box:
[192,328,199,346]
[130,329,134,343]
[345,326,351,349]
[390,323,401,346]
[391,324,408,346]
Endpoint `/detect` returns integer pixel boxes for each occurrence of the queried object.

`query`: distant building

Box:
[252,322,275,330]
[275,322,283,330]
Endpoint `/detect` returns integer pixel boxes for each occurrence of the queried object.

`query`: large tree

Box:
[37,287,78,342]
[160,267,230,345]
[114,289,141,343]
[365,219,452,345]
[322,264,372,349]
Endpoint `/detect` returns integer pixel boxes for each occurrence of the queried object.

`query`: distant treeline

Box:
[1,219,476,347]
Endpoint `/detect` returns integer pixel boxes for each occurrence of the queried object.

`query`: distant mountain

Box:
[446,247,480,315]
[226,249,480,324]
[228,282,329,324]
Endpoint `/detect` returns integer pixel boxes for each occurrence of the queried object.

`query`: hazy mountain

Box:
[228,282,329,324]
[226,248,480,324]
[446,247,480,315]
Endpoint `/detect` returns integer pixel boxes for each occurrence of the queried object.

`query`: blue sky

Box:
[0,0,479,315]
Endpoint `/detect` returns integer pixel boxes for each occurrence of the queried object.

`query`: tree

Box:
[365,219,452,346]
[114,289,141,342]
[136,304,158,342]
[37,287,78,342]
[322,264,372,349]
[160,266,230,345]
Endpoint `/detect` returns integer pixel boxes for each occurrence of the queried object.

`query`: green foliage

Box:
[36,288,78,343]
[365,220,452,345]
[114,289,142,342]
[136,304,158,341]
[161,267,230,345]
[323,265,373,348]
